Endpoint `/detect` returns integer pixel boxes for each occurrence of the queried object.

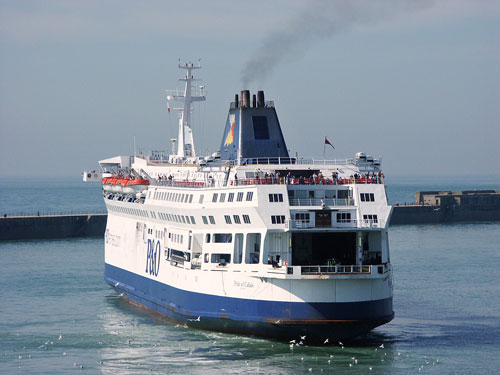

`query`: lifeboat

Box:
[102,177,114,193]
[102,177,149,194]
[121,178,150,194]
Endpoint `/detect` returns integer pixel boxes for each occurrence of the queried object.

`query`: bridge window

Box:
[237,192,244,202]
[209,216,216,224]
[246,192,253,201]
[243,214,251,224]
[224,215,232,224]
[233,215,241,224]
[212,193,218,202]
[220,193,226,202]
[202,216,208,224]
[228,192,234,202]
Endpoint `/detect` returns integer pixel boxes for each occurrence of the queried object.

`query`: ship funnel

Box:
[252,94,256,108]
[257,91,265,107]
[241,90,250,108]
[234,94,239,108]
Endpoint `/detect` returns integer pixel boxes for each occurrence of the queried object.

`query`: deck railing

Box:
[151,176,383,189]
[287,219,385,229]
[288,198,354,207]
[300,265,372,275]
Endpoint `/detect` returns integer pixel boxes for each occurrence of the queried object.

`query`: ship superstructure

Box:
[95,62,394,341]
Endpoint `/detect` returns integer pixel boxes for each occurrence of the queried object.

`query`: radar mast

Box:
[166,61,206,160]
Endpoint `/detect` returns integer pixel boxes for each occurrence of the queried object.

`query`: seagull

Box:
[63,352,67,356]
[188,316,201,322]
[115,282,119,287]
[58,335,62,340]
[324,338,329,344]
[379,344,384,349]
[289,340,296,344]
[119,293,124,297]
[301,335,306,340]
[338,341,343,346]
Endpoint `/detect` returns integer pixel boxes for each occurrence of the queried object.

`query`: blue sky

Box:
[1,0,499,177]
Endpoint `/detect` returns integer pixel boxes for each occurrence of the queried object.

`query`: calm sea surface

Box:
[1,176,499,374]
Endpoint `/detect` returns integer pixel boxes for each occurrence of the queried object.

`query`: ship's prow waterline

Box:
[89,62,394,342]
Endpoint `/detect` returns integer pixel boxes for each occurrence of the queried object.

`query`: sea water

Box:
[1,176,499,374]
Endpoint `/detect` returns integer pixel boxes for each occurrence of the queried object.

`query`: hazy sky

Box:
[1,0,499,177]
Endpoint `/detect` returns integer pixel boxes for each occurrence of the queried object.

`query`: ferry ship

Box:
[93,62,394,342]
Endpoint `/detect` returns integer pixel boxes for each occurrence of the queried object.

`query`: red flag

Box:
[167,104,171,113]
[325,137,334,149]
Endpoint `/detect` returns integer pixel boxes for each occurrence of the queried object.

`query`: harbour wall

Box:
[390,204,500,225]
[0,214,107,241]
[1,206,499,241]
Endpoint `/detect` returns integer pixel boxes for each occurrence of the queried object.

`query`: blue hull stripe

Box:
[105,264,393,324]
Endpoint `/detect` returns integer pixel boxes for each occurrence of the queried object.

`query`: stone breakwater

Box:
[0,214,107,241]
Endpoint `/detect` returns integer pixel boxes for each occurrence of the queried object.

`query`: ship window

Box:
[204,253,210,263]
[252,116,269,139]
[209,216,216,224]
[269,193,283,202]
[237,192,244,202]
[220,193,226,202]
[336,212,351,223]
[243,214,251,224]
[295,213,310,222]
[199,194,204,204]
[211,253,231,264]
[189,194,193,203]
[202,216,208,224]
[363,214,378,223]
[214,233,232,243]
[228,192,234,202]
[184,194,189,203]
[224,215,232,224]
[246,192,253,201]
[205,233,211,243]
[360,193,375,202]
[271,215,286,224]
[185,216,190,224]
[233,215,241,224]
[190,216,196,224]
[212,193,218,202]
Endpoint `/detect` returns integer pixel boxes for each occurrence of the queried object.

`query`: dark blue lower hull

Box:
[105,263,393,342]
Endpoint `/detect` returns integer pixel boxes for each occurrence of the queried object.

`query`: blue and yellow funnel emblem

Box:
[224,114,236,146]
